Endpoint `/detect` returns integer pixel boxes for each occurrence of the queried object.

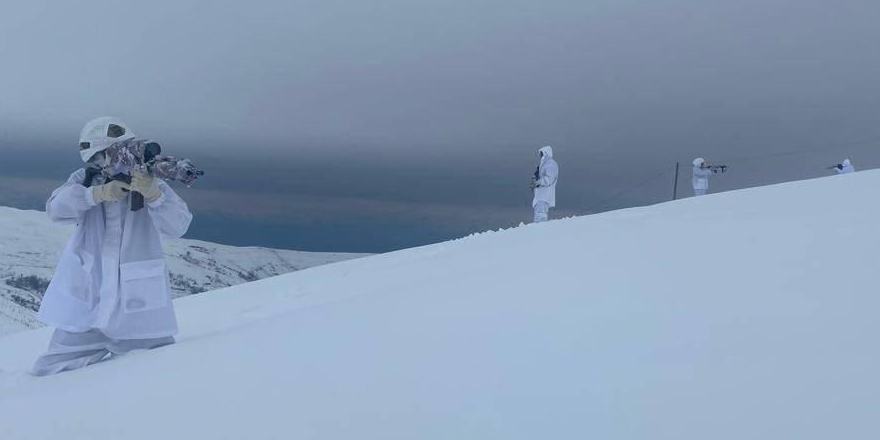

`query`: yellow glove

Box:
[131,171,162,203]
[92,180,130,203]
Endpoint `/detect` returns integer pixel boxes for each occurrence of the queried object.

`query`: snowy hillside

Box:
[0,206,366,336]
[2,171,879,439]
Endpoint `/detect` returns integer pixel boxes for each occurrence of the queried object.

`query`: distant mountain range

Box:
[0,206,366,335]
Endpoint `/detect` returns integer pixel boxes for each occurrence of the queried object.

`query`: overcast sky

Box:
[1,0,879,252]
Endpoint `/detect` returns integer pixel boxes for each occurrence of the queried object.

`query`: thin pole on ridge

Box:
[672,162,680,201]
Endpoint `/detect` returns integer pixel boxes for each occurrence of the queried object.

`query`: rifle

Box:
[709,165,728,173]
[87,139,204,211]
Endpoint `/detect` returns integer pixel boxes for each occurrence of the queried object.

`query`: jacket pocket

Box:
[119,259,169,313]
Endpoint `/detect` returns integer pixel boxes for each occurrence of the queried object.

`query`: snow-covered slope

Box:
[0,206,366,336]
[2,171,879,439]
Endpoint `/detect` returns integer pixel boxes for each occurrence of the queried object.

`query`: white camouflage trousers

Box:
[533,202,550,223]
[32,328,174,376]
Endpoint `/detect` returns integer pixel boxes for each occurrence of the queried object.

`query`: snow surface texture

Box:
[1,171,878,439]
[0,206,366,336]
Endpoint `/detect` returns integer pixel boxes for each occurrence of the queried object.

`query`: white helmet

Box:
[78,116,135,163]
[693,157,706,167]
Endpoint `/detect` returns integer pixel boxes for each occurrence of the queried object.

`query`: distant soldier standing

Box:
[530,146,559,222]
[692,157,727,196]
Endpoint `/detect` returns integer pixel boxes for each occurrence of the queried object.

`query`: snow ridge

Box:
[1,172,878,439]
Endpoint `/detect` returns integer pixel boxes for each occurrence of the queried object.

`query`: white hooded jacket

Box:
[837,159,855,174]
[533,146,559,208]
[692,158,712,190]
[37,167,192,339]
